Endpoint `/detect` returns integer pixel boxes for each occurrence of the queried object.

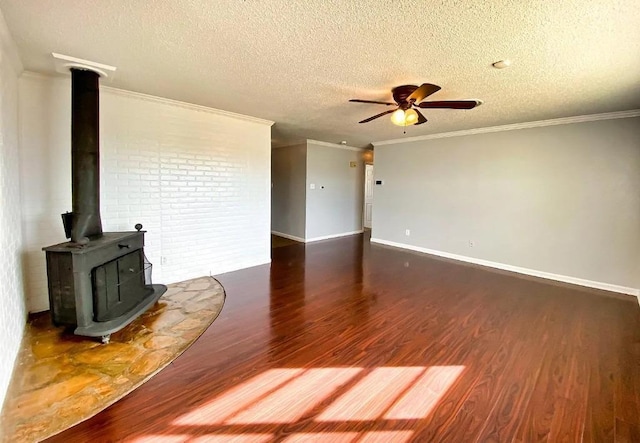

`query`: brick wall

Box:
[20,74,273,313]
[0,11,25,409]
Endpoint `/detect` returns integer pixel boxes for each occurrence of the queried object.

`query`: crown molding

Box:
[271,139,308,149]
[372,109,640,147]
[0,9,23,74]
[103,87,274,126]
[20,71,45,78]
[19,71,274,127]
[307,139,365,151]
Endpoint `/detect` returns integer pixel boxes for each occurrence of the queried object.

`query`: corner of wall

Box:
[0,4,27,411]
[0,9,23,75]
[302,142,309,239]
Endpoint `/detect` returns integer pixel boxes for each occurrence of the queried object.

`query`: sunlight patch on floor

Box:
[161,365,465,442]
[315,367,425,421]
[384,365,465,419]
[358,431,415,442]
[173,368,305,425]
[129,436,189,443]
[130,432,413,443]
[282,431,415,442]
[190,435,274,442]
[227,368,362,424]
[131,435,274,443]
[281,432,360,442]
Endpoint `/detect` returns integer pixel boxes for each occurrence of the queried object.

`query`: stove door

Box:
[93,249,146,322]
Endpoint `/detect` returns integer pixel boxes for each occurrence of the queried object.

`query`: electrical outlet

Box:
[161,256,168,265]
[469,240,474,247]
[405,229,411,236]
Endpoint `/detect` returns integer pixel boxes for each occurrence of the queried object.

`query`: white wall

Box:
[271,140,366,242]
[271,144,307,240]
[0,9,25,409]
[306,141,365,240]
[20,73,273,313]
[372,117,640,294]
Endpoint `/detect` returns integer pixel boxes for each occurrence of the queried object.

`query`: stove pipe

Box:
[70,68,103,243]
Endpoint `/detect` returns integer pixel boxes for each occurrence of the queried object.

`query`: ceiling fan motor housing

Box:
[392,85,419,107]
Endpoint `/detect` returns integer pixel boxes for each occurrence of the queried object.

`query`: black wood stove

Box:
[42,66,166,343]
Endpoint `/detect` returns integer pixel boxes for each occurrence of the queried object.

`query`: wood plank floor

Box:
[47,233,640,443]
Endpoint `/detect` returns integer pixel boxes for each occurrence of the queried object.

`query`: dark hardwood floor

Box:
[48,233,640,442]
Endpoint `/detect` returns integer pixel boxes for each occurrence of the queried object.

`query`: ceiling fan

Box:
[350,83,482,126]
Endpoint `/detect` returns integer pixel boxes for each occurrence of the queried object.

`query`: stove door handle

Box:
[118,243,131,249]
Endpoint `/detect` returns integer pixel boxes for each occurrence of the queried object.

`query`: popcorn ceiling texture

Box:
[0,0,639,147]
[19,74,273,313]
[0,9,26,410]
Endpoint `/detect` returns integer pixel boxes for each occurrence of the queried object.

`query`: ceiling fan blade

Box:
[407,83,441,103]
[349,99,396,106]
[414,109,428,125]
[359,109,396,123]
[417,100,482,109]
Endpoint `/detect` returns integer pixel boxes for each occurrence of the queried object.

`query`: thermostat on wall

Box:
[375,180,384,185]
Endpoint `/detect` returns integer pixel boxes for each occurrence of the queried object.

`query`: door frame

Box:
[363,163,374,229]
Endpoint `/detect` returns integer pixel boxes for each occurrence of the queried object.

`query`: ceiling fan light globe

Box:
[390,109,406,126]
[404,109,419,125]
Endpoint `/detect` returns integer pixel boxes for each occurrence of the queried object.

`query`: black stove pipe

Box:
[70,68,103,243]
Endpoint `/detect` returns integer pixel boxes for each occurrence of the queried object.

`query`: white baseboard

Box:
[272,230,364,243]
[271,231,305,243]
[370,238,640,298]
[306,230,364,243]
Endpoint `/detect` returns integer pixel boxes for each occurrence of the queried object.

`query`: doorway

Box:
[364,164,374,229]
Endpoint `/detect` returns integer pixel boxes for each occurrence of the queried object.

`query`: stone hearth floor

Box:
[0,277,225,443]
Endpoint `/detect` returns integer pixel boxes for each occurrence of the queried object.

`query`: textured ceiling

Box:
[1,0,639,147]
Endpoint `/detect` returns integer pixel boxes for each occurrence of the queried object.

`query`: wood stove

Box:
[43,230,165,340]
[42,60,166,343]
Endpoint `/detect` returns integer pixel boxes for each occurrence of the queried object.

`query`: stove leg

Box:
[101,334,111,344]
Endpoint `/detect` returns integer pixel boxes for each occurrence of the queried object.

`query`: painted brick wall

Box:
[20,74,272,313]
[0,12,26,409]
